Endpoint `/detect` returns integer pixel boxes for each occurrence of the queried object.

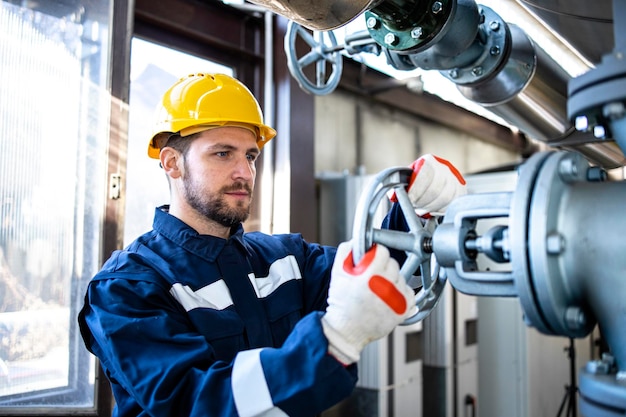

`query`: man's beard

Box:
[182,169,253,228]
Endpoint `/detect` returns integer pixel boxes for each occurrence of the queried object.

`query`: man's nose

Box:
[232,156,254,180]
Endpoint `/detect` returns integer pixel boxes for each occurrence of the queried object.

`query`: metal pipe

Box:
[457,25,568,141]
[247,0,377,30]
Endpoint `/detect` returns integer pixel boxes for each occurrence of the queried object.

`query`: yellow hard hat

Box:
[148,73,277,159]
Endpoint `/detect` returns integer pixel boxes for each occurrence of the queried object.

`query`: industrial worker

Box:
[78,73,466,417]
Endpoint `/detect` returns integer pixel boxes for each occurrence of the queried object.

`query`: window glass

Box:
[0,0,110,409]
[124,38,233,244]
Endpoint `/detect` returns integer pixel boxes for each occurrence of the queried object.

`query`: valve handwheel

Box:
[352,167,447,325]
[284,21,343,95]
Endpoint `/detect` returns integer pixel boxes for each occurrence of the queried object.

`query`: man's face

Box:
[180,127,259,228]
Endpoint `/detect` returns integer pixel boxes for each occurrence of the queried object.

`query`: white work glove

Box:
[321,241,417,365]
[392,154,467,217]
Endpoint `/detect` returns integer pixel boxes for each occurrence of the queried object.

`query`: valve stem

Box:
[423,236,434,253]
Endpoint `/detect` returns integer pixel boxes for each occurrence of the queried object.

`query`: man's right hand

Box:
[321,241,417,365]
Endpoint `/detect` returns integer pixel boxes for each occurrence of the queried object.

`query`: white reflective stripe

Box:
[169,281,233,311]
[232,349,289,417]
[251,256,302,299]
[168,256,301,311]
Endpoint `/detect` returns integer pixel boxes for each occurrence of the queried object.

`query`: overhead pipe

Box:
[248,0,626,168]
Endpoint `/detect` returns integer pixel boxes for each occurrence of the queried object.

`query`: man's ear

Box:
[160,147,183,179]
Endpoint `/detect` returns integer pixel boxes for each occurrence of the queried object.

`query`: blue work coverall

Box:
[79,206,363,417]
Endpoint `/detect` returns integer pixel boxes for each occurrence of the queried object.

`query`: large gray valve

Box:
[433,150,626,417]
[352,151,626,415]
[284,21,379,95]
[284,21,343,95]
[351,167,446,325]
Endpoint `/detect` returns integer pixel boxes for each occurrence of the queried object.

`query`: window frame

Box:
[0,0,123,414]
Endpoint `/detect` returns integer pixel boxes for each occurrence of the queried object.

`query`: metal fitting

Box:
[575,115,589,131]
[422,236,433,253]
[586,166,608,182]
[489,21,500,31]
[384,33,399,46]
[366,16,379,29]
[410,27,423,39]
[432,1,443,14]
[586,360,611,375]
[472,67,483,77]
[558,156,580,182]
[593,125,607,139]
[564,306,587,331]
[546,232,565,255]
[603,101,625,120]
[587,353,617,375]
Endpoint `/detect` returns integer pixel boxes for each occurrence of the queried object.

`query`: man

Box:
[79,73,466,417]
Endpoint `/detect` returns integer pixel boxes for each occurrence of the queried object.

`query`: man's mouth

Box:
[223,184,252,199]
[226,190,249,197]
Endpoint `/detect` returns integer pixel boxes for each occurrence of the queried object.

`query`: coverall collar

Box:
[152,205,252,261]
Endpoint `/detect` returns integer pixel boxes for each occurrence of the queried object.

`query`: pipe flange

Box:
[579,368,626,417]
[527,151,596,337]
[455,22,535,103]
[509,151,552,332]
[365,0,453,52]
[441,6,509,85]
[512,151,596,337]
[568,52,626,132]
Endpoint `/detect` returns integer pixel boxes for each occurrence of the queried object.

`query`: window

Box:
[0,0,268,413]
[124,38,233,244]
[0,0,111,411]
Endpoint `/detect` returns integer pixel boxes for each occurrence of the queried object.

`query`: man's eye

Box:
[216,151,229,157]
[247,154,258,162]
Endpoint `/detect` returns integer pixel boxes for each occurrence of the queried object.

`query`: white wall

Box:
[314,90,521,176]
